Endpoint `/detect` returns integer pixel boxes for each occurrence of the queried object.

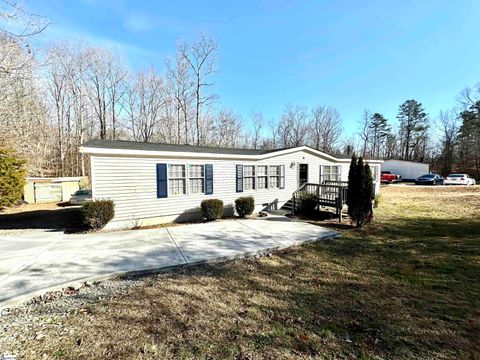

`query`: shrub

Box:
[235,196,255,217]
[200,199,224,221]
[298,192,319,214]
[347,156,374,227]
[0,147,26,208]
[374,193,381,208]
[81,200,115,230]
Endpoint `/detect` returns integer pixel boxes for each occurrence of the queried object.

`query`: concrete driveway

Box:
[0,216,339,309]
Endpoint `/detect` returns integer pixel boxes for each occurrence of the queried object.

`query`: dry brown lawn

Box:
[2,186,480,359]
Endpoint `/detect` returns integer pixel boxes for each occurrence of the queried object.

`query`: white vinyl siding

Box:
[370,164,379,182]
[168,164,186,195]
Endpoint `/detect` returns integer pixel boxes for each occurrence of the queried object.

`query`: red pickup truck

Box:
[381,171,401,184]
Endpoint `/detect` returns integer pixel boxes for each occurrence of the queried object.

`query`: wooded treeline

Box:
[353,94,480,179]
[1,3,479,179]
[1,32,345,177]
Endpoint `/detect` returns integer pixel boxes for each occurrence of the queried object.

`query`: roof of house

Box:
[81,139,280,156]
[80,139,383,163]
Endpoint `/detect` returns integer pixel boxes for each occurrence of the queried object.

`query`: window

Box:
[321,165,341,182]
[189,164,204,194]
[244,165,255,190]
[257,165,268,189]
[168,164,186,195]
[269,165,280,188]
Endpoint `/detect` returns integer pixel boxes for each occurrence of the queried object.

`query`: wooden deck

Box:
[292,181,348,221]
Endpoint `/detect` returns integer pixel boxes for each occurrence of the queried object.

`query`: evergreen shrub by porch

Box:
[235,196,255,217]
[81,200,115,230]
[298,192,319,214]
[200,199,224,221]
[347,155,374,227]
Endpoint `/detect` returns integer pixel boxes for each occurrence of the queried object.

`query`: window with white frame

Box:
[168,164,186,195]
[257,165,268,189]
[269,165,280,188]
[243,165,255,190]
[322,165,341,182]
[189,164,205,194]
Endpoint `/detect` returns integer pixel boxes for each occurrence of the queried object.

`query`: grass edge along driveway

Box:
[1,186,479,359]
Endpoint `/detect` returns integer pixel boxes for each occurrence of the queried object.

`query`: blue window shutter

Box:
[205,164,213,195]
[280,165,285,189]
[156,163,167,198]
[236,164,243,192]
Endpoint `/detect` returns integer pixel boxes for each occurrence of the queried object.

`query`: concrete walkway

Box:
[0,216,339,309]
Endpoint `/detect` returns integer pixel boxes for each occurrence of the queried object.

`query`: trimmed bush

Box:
[298,192,319,214]
[200,199,224,221]
[81,200,115,230]
[235,196,255,217]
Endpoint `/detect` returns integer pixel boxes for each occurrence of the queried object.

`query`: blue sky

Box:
[28,0,480,135]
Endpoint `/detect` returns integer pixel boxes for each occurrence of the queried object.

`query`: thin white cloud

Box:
[123,13,155,33]
[36,24,166,68]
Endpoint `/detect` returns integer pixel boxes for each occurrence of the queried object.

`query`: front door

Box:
[299,164,309,186]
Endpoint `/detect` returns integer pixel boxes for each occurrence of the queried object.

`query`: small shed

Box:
[23,177,89,204]
[381,160,430,181]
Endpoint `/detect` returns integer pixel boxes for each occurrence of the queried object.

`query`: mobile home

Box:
[80,140,382,229]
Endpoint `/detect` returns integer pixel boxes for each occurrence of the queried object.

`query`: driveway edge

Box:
[0,230,340,312]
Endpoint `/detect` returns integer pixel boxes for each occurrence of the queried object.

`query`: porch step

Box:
[280,199,294,212]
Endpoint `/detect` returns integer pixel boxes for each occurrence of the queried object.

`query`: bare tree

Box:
[106,54,128,140]
[84,47,112,140]
[166,52,193,144]
[178,35,218,145]
[210,108,243,147]
[340,135,359,157]
[358,109,371,157]
[0,37,50,175]
[124,68,167,142]
[276,104,310,148]
[437,110,458,175]
[0,1,49,75]
[250,111,264,149]
[310,105,342,153]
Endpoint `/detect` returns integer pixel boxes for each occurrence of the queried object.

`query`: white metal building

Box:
[381,159,430,181]
[80,140,382,229]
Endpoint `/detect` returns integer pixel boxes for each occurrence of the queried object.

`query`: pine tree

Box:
[458,101,480,178]
[0,146,26,208]
[397,99,429,161]
[368,113,390,158]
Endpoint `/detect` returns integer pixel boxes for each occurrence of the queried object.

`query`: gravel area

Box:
[0,273,152,357]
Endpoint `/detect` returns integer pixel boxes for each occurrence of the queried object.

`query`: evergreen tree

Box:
[458,101,480,178]
[0,146,26,208]
[346,154,358,212]
[347,156,374,228]
[397,99,429,161]
[368,113,390,158]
